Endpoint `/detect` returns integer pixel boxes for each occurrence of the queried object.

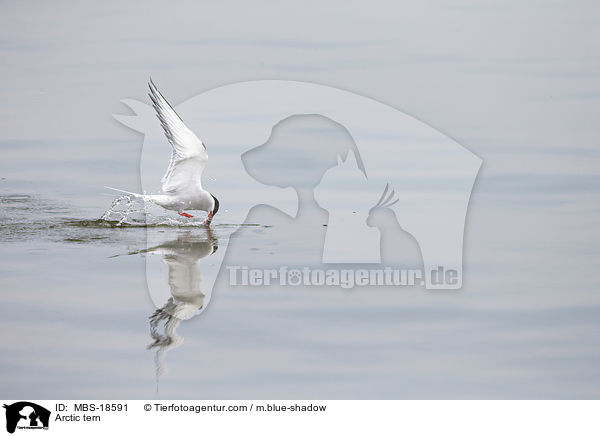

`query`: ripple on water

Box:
[0,192,263,247]
[0,194,32,203]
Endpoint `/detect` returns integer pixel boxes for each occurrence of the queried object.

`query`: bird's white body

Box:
[108,80,218,223]
[115,189,214,215]
[152,190,214,213]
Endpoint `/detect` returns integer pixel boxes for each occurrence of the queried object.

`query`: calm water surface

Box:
[1,135,599,399]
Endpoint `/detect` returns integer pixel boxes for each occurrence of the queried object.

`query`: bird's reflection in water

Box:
[143,230,218,391]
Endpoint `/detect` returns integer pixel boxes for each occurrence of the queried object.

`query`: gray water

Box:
[1,0,600,399]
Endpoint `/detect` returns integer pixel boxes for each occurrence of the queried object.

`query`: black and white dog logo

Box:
[3,402,50,434]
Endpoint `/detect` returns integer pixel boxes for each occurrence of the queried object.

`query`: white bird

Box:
[146,230,217,385]
[107,79,219,225]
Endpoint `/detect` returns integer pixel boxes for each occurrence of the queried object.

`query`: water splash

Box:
[99,195,191,227]
[100,195,142,226]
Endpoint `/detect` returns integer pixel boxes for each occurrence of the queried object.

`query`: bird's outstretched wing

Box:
[148,79,208,193]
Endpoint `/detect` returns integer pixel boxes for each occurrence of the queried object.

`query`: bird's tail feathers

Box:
[104,186,144,198]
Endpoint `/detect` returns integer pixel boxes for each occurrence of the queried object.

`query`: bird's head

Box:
[210,194,220,217]
[204,194,220,226]
[366,184,398,228]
